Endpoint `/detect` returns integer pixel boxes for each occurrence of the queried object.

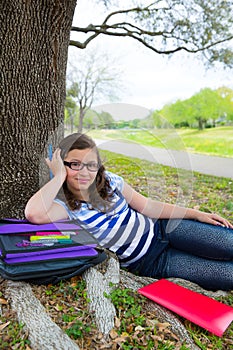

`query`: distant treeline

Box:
[65,87,233,131]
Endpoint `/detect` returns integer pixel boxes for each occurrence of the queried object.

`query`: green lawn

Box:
[101,150,233,219]
[88,126,233,157]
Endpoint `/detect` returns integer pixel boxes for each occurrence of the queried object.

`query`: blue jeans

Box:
[126,219,233,291]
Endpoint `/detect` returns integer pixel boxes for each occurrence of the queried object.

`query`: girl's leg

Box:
[163,248,233,291]
[161,219,233,260]
[127,243,233,290]
[127,219,233,290]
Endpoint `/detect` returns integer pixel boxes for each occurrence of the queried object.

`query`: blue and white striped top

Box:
[55,171,159,267]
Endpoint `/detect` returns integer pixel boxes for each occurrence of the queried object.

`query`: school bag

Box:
[0,218,107,285]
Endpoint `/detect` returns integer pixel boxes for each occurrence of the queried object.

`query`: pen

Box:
[48,143,53,179]
[31,239,73,244]
[30,235,71,241]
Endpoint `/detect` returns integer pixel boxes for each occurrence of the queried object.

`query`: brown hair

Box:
[58,133,113,211]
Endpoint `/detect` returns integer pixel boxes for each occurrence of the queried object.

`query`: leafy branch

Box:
[70,0,233,67]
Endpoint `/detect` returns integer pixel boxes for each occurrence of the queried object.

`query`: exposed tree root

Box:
[6,280,80,350]
[5,254,228,350]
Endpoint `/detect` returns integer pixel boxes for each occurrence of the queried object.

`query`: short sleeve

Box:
[105,171,124,192]
[54,198,76,219]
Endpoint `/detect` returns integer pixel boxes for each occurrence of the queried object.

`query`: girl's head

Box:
[59,133,101,165]
[58,133,112,210]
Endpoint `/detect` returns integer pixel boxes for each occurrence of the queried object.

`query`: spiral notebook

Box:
[138,279,233,336]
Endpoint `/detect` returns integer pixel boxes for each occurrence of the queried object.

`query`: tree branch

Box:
[70,21,233,55]
[70,2,233,65]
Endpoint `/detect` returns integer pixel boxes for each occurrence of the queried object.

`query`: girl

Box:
[25,133,233,290]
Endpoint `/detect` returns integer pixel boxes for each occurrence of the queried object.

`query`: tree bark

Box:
[0,0,76,218]
[83,255,120,335]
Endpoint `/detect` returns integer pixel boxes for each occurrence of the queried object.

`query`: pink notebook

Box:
[138,279,233,336]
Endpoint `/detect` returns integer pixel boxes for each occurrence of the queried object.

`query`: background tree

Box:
[66,48,123,132]
[94,111,115,129]
[65,95,77,133]
[216,86,233,122]
[1,0,233,218]
[80,109,103,130]
[151,87,233,129]
[158,100,193,128]
[187,89,220,129]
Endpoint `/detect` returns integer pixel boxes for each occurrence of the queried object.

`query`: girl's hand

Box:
[45,148,67,181]
[196,211,233,229]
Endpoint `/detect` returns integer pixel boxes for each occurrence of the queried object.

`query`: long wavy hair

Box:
[58,133,114,212]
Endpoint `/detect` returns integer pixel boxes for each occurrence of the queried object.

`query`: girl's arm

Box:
[25,149,69,223]
[122,182,233,229]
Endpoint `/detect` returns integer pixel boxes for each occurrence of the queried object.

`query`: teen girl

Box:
[25,133,233,290]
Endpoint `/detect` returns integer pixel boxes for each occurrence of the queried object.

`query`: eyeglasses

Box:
[64,160,99,172]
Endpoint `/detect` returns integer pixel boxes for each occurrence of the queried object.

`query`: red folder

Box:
[138,279,233,336]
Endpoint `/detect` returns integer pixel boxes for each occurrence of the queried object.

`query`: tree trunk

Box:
[197,117,206,130]
[78,107,85,132]
[0,0,77,218]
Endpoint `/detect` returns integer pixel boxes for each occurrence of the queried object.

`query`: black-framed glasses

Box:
[64,160,99,172]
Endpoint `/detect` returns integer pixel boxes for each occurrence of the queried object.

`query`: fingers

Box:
[211,213,233,229]
[222,220,233,229]
[199,212,233,229]
[51,148,61,160]
[45,148,61,163]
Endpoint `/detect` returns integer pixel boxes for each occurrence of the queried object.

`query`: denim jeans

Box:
[126,219,233,291]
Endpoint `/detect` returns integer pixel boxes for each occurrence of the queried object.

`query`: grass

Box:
[1,142,233,349]
[0,286,31,349]
[101,150,233,219]
[87,125,233,157]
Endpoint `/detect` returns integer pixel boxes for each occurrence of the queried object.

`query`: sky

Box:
[69,0,233,119]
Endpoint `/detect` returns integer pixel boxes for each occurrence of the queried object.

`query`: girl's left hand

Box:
[197,211,233,229]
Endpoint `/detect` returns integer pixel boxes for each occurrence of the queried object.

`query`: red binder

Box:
[138,279,233,336]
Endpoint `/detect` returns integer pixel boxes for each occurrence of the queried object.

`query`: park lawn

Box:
[88,126,233,157]
[178,126,233,157]
[102,150,233,219]
[1,150,232,350]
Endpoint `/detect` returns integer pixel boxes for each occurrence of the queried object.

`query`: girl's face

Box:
[64,148,99,200]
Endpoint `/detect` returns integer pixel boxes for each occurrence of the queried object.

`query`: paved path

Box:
[95,139,233,180]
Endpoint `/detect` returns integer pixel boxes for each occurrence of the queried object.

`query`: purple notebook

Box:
[0,219,99,265]
[0,220,81,234]
[3,246,98,264]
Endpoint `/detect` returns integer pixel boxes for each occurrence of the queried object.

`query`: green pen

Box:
[33,239,73,244]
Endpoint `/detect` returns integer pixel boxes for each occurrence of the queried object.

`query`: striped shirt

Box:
[55,171,159,267]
